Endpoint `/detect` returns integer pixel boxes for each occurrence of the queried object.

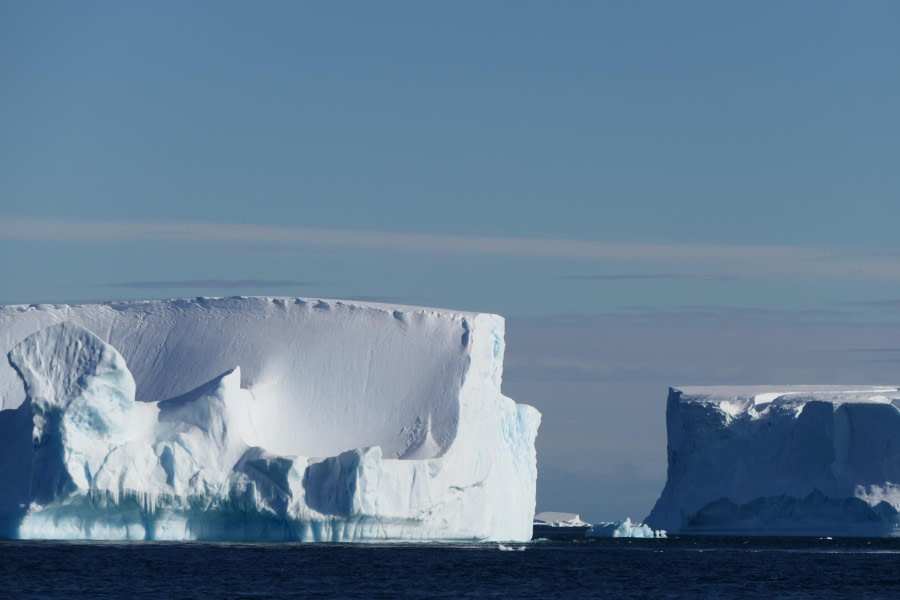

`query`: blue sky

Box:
[3,1,900,520]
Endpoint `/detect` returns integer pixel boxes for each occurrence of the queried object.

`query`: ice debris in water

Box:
[586,517,666,538]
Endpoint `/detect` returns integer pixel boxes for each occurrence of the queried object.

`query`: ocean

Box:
[2,537,900,599]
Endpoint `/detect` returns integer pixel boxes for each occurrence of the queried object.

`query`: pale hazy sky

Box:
[2,1,900,520]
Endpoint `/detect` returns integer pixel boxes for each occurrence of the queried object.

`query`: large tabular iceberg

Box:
[0,297,540,541]
[647,386,900,536]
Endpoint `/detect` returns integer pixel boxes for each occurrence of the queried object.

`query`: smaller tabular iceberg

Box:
[533,511,589,528]
[531,511,591,539]
[647,386,900,536]
[0,297,541,541]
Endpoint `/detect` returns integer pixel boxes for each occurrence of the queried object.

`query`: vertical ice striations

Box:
[4,323,136,515]
[647,386,900,536]
[0,297,541,541]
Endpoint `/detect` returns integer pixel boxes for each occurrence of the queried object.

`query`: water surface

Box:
[2,537,899,598]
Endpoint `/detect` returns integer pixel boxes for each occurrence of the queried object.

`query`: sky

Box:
[2,1,900,521]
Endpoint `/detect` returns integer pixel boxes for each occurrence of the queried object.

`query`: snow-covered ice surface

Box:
[586,517,666,538]
[647,386,900,536]
[533,511,589,527]
[0,297,540,541]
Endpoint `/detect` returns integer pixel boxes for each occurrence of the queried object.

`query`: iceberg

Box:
[0,297,540,541]
[533,511,589,528]
[586,517,665,538]
[647,386,900,536]
[531,511,592,539]
[530,512,665,539]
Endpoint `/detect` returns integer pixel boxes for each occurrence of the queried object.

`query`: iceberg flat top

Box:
[673,385,900,417]
[0,296,506,459]
[533,511,587,526]
[2,296,492,319]
[675,385,900,402]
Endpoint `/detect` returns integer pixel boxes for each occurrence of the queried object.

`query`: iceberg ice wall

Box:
[0,297,540,541]
[647,386,900,536]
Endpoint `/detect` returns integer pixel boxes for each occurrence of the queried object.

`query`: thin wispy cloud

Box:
[844,299,900,309]
[4,216,900,282]
[837,348,900,354]
[105,279,313,290]
[343,295,435,305]
[669,305,851,320]
[559,274,735,283]
[561,274,681,282]
[505,311,900,387]
[508,306,857,330]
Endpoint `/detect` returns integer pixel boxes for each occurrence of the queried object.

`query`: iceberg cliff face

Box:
[0,297,540,541]
[647,386,900,536]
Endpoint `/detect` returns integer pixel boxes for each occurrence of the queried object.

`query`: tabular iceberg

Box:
[531,511,592,540]
[647,386,900,536]
[0,297,540,541]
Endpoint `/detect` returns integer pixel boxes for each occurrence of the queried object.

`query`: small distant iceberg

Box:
[532,511,592,539]
[534,511,590,527]
[587,517,667,539]
[498,544,527,551]
[532,512,666,540]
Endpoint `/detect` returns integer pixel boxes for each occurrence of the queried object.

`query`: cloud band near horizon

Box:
[3,215,900,282]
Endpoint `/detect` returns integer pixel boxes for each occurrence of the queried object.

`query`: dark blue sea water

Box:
[2,537,900,599]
